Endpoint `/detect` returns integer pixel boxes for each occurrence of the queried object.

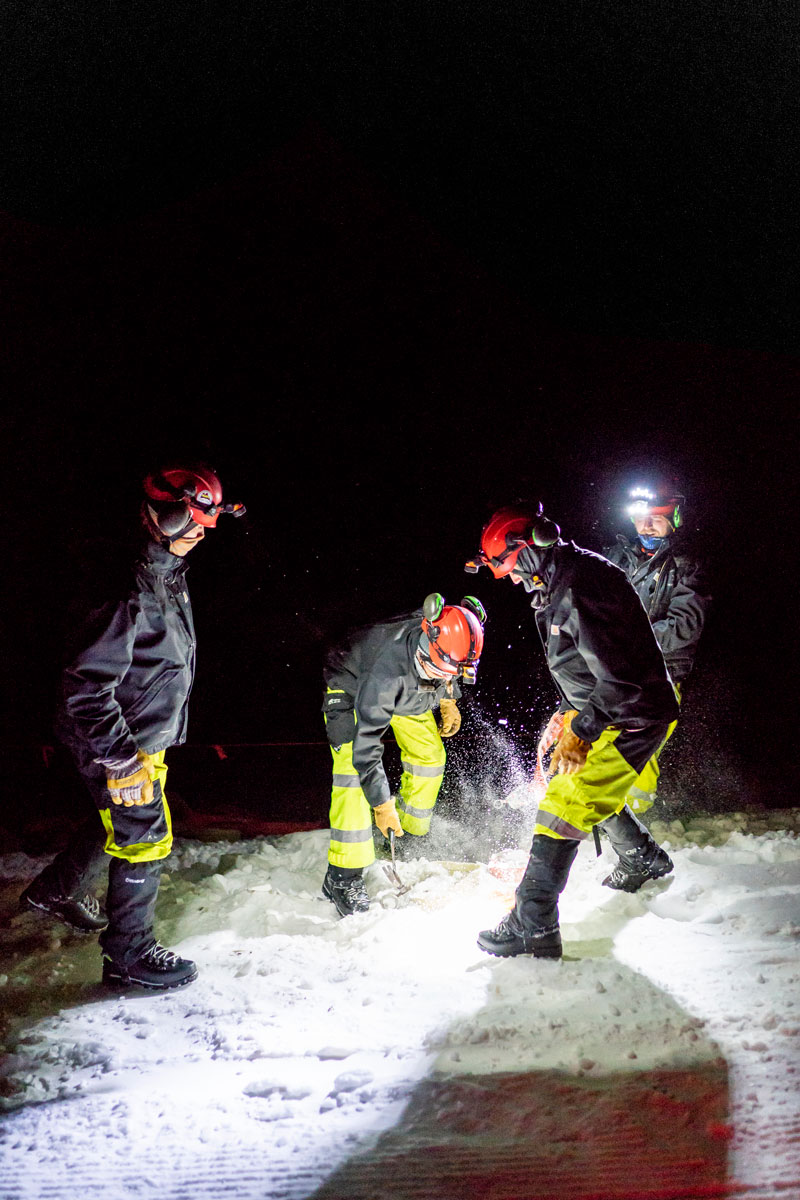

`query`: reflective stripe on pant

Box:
[328,711,446,869]
[98,750,173,862]
[536,726,666,840]
[393,711,446,836]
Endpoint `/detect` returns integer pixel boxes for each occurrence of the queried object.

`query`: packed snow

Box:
[1,806,799,1198]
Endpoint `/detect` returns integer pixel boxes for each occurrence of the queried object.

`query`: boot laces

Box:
[143,942,180,968]
[81,895,101,919]
[343,878,368,903]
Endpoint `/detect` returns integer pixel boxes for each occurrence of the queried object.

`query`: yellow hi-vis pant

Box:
[97,750,174,862]
[626,684,682,815]
[328,711,446,870]
[535,725,673,841]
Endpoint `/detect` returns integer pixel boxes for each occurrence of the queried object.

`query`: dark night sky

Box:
[1,3,798,814]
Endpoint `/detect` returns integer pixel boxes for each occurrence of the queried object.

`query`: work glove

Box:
[373,798,404,839]
[437,697,461,737]
[105,751,157,807]
[549,720,592,776]
[537,708,568,758]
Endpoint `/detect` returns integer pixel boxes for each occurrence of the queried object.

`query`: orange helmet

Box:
[419,594,485,684]
[143,464,246,537]
[465,504,560,579]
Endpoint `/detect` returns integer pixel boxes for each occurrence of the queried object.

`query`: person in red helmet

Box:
[321,593,486,916]
[20,464,245,990]
[466,504,678,959]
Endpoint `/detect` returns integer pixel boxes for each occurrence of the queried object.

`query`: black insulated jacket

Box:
[603,533,711,683]
[55,540,196,768]
[534,542,679,744]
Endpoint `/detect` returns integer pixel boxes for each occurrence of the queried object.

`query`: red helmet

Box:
[143,464,245,534]
[465,505,560,579]
[420,594,485,683]
[625,480,685,530]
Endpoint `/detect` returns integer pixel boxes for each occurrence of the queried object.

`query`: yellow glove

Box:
[373,799,404,838]
[106,752,157,807]
[550,721,592,775]
[437,697,461,738]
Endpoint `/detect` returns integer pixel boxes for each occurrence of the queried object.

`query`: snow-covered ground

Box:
[1,807,799,1199]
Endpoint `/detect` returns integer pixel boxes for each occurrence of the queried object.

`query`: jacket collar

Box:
[140,539,190,577]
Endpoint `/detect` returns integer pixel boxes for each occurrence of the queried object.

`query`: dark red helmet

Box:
[465,505,560,579]
[144,464,246,535]
[625,480,685,530]
[419,593,485,683]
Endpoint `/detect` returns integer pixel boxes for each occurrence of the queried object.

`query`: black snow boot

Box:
[20,875,108,932]
[477,912,563,959]
[601,805,674,893]
[102,941,198,990]
[19,815,109,931]
[322,866,370,917]
[478,834,579,960]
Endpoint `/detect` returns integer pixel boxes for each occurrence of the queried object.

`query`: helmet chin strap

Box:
[514,543,555,603]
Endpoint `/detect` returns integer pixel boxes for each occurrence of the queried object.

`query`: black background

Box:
[2,3,798,836]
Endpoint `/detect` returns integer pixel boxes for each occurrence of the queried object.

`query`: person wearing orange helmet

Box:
[20,464,245,990]
[466,504,678,959]
[321,593,486,916]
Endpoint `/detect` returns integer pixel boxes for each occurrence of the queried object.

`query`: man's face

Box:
[633,512,672,539]
[169,523,207,556]
[416,651,455,682]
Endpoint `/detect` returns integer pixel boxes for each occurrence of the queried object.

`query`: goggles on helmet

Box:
[145,466,246,531]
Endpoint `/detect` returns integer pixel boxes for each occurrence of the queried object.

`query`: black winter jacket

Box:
[323,611,458,808]
[533,542,679,744]
[55,540,196,768]
[603,533,711,682]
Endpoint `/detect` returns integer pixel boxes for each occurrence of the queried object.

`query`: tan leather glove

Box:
[550,718,592,776]
[106,752,157,807]
[373,799,404,838]
[537,708,567,757]
[437,697,462,738]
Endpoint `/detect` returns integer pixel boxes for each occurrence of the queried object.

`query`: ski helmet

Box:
[143,464,246,537]
[464,504,560,578]
[419,593,485,684]
[625,479,685,531]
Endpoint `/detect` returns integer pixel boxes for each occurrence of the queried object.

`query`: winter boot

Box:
[20,875,108,932]
[322,866,370,917]
[102,941,198,990]
[601,805,674,893]
[478,834,579,960]
[19,815,109,932]
[477,912,563,959]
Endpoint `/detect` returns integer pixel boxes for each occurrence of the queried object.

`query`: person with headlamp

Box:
[20,463,245,990]
[321,593,486,916]
[597,478,711,889]
[465,505,678,959]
